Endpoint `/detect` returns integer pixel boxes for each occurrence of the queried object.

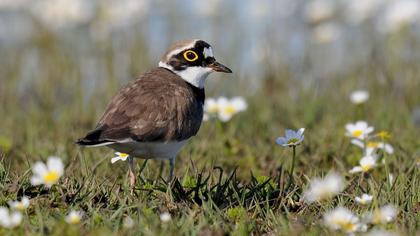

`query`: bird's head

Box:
[158,39,232,88]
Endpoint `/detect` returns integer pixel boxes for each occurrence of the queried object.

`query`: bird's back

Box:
[77,67,205,146]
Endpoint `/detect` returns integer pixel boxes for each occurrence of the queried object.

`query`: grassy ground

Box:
[0,41,419,235]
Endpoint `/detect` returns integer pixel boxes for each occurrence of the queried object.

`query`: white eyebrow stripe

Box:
[165,40,197,59]
[203,47,214,58]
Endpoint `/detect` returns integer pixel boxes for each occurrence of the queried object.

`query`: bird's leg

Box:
[167,157,175,182]
[127,156,136,191]
[158,161,164,179]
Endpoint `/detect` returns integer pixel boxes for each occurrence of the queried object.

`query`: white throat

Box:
[159,61,212,88]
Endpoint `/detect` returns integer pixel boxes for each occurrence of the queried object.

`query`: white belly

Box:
[108,140,188,160]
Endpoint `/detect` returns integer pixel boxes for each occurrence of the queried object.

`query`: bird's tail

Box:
[76,129,115,147]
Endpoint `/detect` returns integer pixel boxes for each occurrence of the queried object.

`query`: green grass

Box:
[0,39,419,235]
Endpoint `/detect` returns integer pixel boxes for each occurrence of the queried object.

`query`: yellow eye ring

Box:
[183,50,198,62]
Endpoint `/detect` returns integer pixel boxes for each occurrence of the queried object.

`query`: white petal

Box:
[32,162,48,176]
[47,157,64,175]
[351,139,364,148]
[383,144,394,154]
[0,207,10,227]
[8,201,17,208]
[231,97,247,111]
[297,128,305,136]
[366,126,374,134]
[0,207,8,219]
[10,212,22,226]
[204,99,219,113]
[362,194,373,201]
[350,90,369,104]
[111,157,120,164]
[160,212,171,222]
[345,123,355,131]
[30,176,44,186]
[356,121,368,128]
[216,97,229,107]
[218,112,232,122]
[349,166,363,173]
[205,98,217,107]
[21,197,30,207]
[360,155,377,167]
[365,147,375,156]
[323,206,360,233]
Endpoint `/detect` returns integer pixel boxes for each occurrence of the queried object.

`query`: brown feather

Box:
[80,67,204,144]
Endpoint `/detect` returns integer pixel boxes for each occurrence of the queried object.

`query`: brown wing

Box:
[77,68,204,145]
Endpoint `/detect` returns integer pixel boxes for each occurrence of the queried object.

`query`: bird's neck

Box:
[159,62,212,89]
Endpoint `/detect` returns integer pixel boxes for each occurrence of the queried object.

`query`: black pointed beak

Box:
[208,61,232,73]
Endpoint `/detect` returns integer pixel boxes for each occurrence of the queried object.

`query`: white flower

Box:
[0,207,22,229]
[349,155,377,174]
[216,97,247,122]
[160,212,171,223]
[204,97,247,122]
[345,121,374,140]
[111,152,129,164]
[323,207,365,234]
[355,194,373,205]
[366,205,398,224]
[123,216,134,228]
[203,98,220,121]
[8,196,30,211]
[383,0,420,33]
[365,229,399,236]
[276,128,305,147]
[351,139,394,156]
[31,156,64,188]
[303,172,345,203]
[350,90,369,104]
[204,98,219,115]
[65,210,83,225]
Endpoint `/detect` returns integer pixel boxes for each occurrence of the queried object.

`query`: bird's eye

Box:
[183,50,198,62]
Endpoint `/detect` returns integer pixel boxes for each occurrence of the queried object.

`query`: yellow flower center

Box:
[43,171,60,185]
[70,216,80,224]
[223,105,236,115]
[367,142,379,148]
[208,105,218,113]
[119,153,129,160]
[15,203,25,210]
[333,219,357,233]
[371,213,382,225]
[287,138,299,145]
[352,130,363,137]
[376,131,391,139]
[361,164,373,172]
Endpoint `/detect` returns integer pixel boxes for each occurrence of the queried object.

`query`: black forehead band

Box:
[194,40,211,49]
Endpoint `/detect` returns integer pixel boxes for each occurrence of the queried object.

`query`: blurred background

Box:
[1,0,420,90]
[0,0,419,165]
